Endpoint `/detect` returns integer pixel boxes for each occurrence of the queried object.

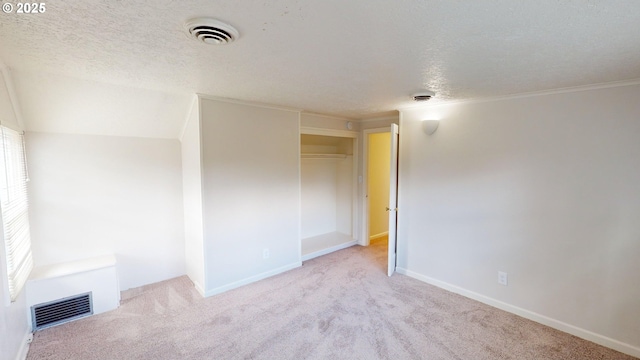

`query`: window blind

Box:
[0,125,33,302]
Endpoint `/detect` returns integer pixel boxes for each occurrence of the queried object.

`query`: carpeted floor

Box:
[27,237,636,359]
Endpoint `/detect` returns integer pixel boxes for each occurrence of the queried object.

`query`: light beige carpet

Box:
[27,238,636,359]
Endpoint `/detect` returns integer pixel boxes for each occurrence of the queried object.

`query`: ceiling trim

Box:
[196,93,302,113]
[398,77,640,111]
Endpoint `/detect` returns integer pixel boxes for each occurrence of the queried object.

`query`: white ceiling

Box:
[1,1,640,138]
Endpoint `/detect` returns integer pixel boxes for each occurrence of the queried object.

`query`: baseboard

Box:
[369,231,388,240]
[204,261,302,297]
[396,267,640,359]
[15,332,31,360]
[301,240,357,261]
[193,281,205,297]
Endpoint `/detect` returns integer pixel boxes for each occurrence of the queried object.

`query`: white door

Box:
[387,124,399,276]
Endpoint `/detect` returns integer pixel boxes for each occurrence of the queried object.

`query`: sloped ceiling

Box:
[1,1,640,138]
[10,70,193,139]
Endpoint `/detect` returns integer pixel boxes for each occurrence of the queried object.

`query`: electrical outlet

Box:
[263,248,269,259]
[498,271,508,286]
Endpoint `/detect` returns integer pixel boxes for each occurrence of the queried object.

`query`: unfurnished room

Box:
[0,1,639,359]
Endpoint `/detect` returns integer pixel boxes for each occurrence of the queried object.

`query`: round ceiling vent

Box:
[184,18,239,45]
[412,90,436,101]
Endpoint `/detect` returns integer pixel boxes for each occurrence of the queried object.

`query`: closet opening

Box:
[300,129,358,261]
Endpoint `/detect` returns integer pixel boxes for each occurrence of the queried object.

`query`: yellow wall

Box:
[367,132,390,238]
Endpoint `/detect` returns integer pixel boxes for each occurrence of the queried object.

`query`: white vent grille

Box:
[184,18,239,45]
[412,90,436,102]
[31,292,93,330]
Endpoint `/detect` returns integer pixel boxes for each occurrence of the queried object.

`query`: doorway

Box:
[366,132,391,244]
[362,126,398,275]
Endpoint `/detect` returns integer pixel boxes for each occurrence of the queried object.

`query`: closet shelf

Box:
[301,153,349,159]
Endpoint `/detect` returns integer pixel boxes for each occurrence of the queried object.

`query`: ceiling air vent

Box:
[412,90,436,102]
[184,18,239,45]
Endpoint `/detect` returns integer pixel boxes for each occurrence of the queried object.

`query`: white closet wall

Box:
[300,156,353,238]
[301,158,339,238]
[335,157,353,235]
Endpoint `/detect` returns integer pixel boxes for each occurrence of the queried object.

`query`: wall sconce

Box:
[422,120,439,135]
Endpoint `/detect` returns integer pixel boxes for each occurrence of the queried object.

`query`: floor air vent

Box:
[31,292,93,330]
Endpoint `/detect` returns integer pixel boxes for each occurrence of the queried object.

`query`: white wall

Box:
[397,84,640,356]
[26,132,185,291]
[335,156,353,235]
[300,156,353,239]
[199,98,301,295]
[301,159,338,238]
[0,287,28,360]
[359,116,397,131]
[180,98,206,294]
[301,112,357,131]
[0,67,29,360]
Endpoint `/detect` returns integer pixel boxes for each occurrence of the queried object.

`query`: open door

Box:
[387,123,399,276]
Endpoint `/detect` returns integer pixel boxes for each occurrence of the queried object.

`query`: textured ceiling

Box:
[1,1,640,137]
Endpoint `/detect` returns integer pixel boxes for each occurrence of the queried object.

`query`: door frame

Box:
[387,123,399,276]
[360,127,393,246]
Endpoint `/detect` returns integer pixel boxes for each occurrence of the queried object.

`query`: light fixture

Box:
[422,120,439,135]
